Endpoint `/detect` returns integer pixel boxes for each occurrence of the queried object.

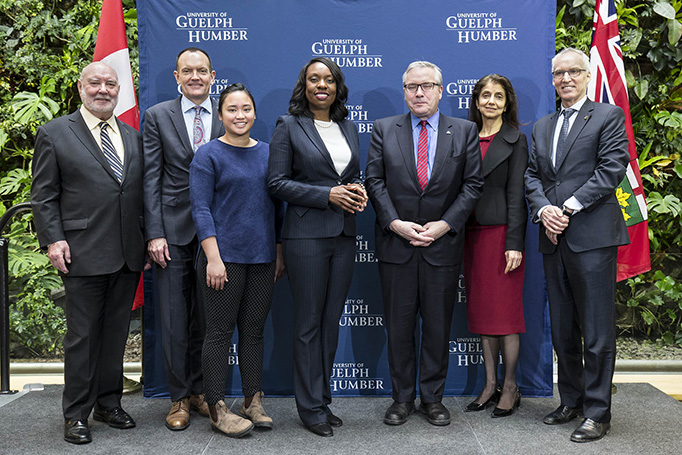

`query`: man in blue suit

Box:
[525,48,630,443]
[143,47,224,430]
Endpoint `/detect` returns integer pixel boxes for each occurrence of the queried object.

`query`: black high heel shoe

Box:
[464,389,500,412]
[491,389,521,418]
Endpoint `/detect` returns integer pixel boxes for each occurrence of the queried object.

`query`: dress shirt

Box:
[314,120,351,175]
[80,105,124,163]
[181,95,213,147]
[411,111,439,180]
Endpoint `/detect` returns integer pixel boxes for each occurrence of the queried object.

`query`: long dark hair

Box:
[468,74,520,131]
[288,57,349,122]
[218,83,256,114]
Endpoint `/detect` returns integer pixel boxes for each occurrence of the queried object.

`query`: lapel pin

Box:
[446,131,451,135]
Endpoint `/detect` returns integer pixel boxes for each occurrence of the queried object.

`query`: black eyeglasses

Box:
[403,82,440,93]
[552,68,587,79]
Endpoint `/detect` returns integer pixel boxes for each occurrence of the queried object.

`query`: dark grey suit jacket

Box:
[31,110,145,276]
[143,96,224,245]
[267,114,361,239]
[525,99,630,254]
[365,113,484,266]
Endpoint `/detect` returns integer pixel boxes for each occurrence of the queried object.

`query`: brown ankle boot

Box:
[210,400,254,437]
[240,391,273,429]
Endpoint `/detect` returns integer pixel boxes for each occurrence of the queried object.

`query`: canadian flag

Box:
[94,0,144,309]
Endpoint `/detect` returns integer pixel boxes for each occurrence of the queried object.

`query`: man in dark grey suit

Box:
[143,47,224,430]
[366,61,483,426]
[32,62,145,444]
[525,48,630,443]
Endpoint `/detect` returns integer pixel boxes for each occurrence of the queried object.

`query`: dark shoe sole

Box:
[543,413,582,425]
[383,416,408,425]
[93,413,136,429]
[64,436,91,445]
[570,427,610,443]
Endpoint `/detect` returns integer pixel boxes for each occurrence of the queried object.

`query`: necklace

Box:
[314,119,333,128]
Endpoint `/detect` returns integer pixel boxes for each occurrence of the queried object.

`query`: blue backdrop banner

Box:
[138,0,556,398]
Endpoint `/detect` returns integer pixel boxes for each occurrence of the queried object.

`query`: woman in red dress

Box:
[463,74,528,417]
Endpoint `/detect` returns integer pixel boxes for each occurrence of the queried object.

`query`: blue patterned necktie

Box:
[99,122,123,182]
[554,108,576,169]
[193,105,206,152]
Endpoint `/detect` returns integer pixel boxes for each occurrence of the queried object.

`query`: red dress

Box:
[464,134,526,335]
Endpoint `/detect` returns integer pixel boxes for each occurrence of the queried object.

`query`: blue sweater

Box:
[190,139,283,264]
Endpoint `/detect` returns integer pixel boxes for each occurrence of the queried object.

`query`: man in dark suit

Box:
[31,62,145,444]
[143,47,224,430]
[525,48,630,443]
[366,61,483,426]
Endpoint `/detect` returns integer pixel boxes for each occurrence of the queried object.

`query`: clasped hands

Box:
[389,219,450,247]
[541,205,570,245]
[329,183,368,214]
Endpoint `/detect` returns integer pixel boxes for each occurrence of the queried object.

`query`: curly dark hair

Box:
[218,83,256,114]
[468,74,520,131]
[288,57,349,122]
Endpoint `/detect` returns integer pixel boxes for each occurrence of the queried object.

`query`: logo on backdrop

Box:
[340,297,384,327]
[311,39,383,68]
[176,11,248,43]
[445,12,518,44]
[449,337,484,367]
[331,362,385,393]
[228,343,239,365]
[355,234,378,263]
[445,78,478,111]
[346,104,373,134]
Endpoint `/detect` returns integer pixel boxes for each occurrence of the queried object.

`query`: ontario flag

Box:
[587,0,651,281]
[94,0,145,308]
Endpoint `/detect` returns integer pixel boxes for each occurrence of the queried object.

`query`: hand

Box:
[389,220,434,247]
[504,250,523,274]
[420,221,451,244]
[206,259,228,290]
[47,240,71,274]
[147,237,171,268]
[274,244,286,282]
[329,184,367,214]
[545,228,559,245]
[540,206,569,235]
[347,183,368,212]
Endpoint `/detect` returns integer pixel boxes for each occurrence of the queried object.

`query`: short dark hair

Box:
[288,57,349,122]
[218,83,256,114]
[468,74,520,130]
[176,47,213,72]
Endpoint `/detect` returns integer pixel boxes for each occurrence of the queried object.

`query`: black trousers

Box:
[284,236,355,427]
[378,250,459,404]
[544,241,618,423]
[155,237,205,401]
[61,266,139,421]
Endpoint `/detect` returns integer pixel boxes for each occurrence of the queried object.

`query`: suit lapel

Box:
[69,111,120,183]
[428,113,452,185]
[209,97,223,140]
[169,96,194,158]
[395,114,421,192]
[481,123,517,177]
[338,120,358,180]
[117,119,133,183]
[546,111,560,174]
[555,99,593,171]
[297,116,337,173]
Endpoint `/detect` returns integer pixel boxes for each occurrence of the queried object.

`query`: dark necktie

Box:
[193,105,206,152]
[99,122,123,182]
[416,120,429,191]
[554,108,576,169]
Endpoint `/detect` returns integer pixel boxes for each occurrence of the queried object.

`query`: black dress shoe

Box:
[384,401,415,425]
[64,419,91,444]
[93,406,136,429]
[419,402,450,426]
[570,418,610,443]
[326,413,343,427]
[543,405,582,425]
[307,422,333,437]
[491,389,521,418]
[465,389,500,412]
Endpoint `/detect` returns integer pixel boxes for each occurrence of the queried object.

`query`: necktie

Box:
[99,122,123,182]
[554,108,576,169]
[193,105,206,152]
[416,120,429,191]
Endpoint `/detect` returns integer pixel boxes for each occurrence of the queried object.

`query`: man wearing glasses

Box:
[366,61,483,426]
[525,48,629,442]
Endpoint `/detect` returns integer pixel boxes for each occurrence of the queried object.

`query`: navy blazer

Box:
[472,123,528,252]
[31,110,145,276]
[143,96,225,245]
[525,99,630,254]
[365,113,484,266]
[267,114,362,239]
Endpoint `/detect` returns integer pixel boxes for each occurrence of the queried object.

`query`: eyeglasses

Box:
[403,82,440,93]
[552,68,587,79]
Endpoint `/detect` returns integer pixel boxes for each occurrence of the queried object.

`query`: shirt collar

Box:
[410,110,440,131]
[181,95,212,113]
[560,96,587,114]
[80,105,118,134]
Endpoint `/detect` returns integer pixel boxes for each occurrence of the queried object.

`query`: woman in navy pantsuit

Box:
[267,57,367,437]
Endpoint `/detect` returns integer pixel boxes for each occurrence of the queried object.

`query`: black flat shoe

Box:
[93,406,136,429]
[307,422,333,437]
[543,404,582,425]
[384,401,415,425]
[64,419,91,444]
[491,389,521,418]
[465,389,500,412]
[419,402,450,426]
[327,413,343,427]
[570,418,610,442]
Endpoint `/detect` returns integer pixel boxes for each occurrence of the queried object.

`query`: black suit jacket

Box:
[472,123,528,252]
[365,113,484,266]
[143,96,224,245]
[525,99,630,254]
[267,114,361,239]
[31,110,145,276]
